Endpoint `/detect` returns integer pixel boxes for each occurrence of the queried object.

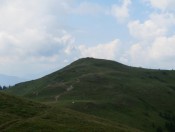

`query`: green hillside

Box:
[0,92,137,132]
[5,58,175,131]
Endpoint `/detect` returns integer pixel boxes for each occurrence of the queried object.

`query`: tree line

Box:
[0,85,11,90]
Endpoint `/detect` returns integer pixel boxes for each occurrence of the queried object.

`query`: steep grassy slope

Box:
[5,58,175,131]
[0,92,137,132]
[0,92,46,131]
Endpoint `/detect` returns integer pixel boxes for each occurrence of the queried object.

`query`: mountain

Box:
[0,74,25,86]
[5,57,175,131]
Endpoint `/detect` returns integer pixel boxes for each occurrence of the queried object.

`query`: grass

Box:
[4,57,175,131]
[0,92,138,132]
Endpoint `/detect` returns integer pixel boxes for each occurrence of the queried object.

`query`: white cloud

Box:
[0,0,78,77]
[128,20,166,40]
[111,0,131,22]
[72,2,103,15]
[126,35,175,69]
[128,12,175,40]
[0,0,112,78]
[126,43,150,66]
[145,0,175,10]
[78,39,120,60]
[149,13,175,27]
[127,9,175,69]
[149,36,175,60]
[130,44,144,60]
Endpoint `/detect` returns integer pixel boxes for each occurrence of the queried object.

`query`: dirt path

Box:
[54,78,81,102]
[54,85,74,102]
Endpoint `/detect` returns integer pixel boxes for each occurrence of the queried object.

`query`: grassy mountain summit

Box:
[5,57,175,131]
[5,57,130,99]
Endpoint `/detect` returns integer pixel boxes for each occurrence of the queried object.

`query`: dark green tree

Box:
[2,86,7,90]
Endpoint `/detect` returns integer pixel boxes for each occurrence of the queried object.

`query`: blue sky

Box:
[0,0,175,79]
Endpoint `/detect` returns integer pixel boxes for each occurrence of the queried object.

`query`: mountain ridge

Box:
[5,57,175,131]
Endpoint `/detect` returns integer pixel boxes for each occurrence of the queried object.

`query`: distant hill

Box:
[5,57,175,131]
[0,74,25,86]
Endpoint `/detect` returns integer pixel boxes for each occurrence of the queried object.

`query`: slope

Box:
[5,57,175,131]
[0,92,137,132]
[5,57,129,99]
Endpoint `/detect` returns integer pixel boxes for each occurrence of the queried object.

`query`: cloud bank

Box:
[0,0,175,79]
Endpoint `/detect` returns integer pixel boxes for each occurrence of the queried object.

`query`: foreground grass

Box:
[0,92,139,132]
